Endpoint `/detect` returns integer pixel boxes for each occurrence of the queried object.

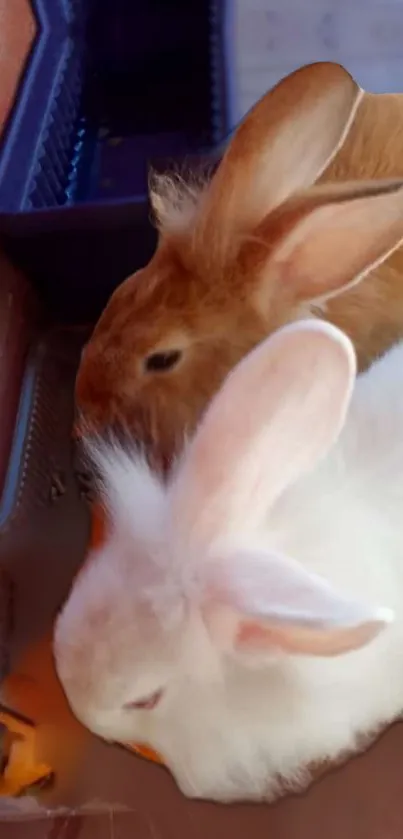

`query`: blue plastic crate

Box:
[0,0,89,211]
[0,0,230,213]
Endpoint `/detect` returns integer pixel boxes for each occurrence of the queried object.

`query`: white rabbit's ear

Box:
[193,62,362,264]
[203,550,393,657]
[170,320,355,549]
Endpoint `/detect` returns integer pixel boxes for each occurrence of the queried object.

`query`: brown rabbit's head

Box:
[76,62,403,469]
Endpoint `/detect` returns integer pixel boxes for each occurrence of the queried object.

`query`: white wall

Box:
[227,0,403,123]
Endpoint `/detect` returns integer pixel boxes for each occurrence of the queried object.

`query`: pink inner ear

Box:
[237,619,386,657]
[237,623,272,649]
[171,321,355,550]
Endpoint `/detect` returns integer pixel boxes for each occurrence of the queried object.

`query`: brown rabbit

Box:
[76,61,403,468]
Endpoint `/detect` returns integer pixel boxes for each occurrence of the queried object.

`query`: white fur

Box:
[149,171,205,232]
[55,321,403,803]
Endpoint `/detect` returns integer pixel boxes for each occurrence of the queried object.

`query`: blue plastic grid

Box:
[0,0,92,212]
[0,0,229,214]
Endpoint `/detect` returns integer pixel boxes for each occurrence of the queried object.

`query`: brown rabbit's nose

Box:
[73,390,110,437]
[73,414,100,440]
[75,349,181,476]
[75,356,118,430]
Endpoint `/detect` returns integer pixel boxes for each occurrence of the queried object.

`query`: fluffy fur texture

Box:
[76,62,403,469]
[56,319,403,803]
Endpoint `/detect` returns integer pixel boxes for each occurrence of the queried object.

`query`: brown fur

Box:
[320,93,403,365]
[76,63,403,469]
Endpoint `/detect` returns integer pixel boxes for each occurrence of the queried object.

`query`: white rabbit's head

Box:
[55,321,392,795]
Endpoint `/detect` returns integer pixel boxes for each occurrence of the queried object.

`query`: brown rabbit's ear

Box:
[193,62,362,266]
[249,178,403,311]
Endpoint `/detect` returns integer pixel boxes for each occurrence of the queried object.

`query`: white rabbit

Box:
[54,318,403,803]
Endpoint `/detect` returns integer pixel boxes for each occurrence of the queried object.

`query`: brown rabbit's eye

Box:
[123,689,164,711]
[144,350,182,373]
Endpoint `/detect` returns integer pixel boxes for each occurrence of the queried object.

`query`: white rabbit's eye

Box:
[123,689,164,711]
[144,350,182,373]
